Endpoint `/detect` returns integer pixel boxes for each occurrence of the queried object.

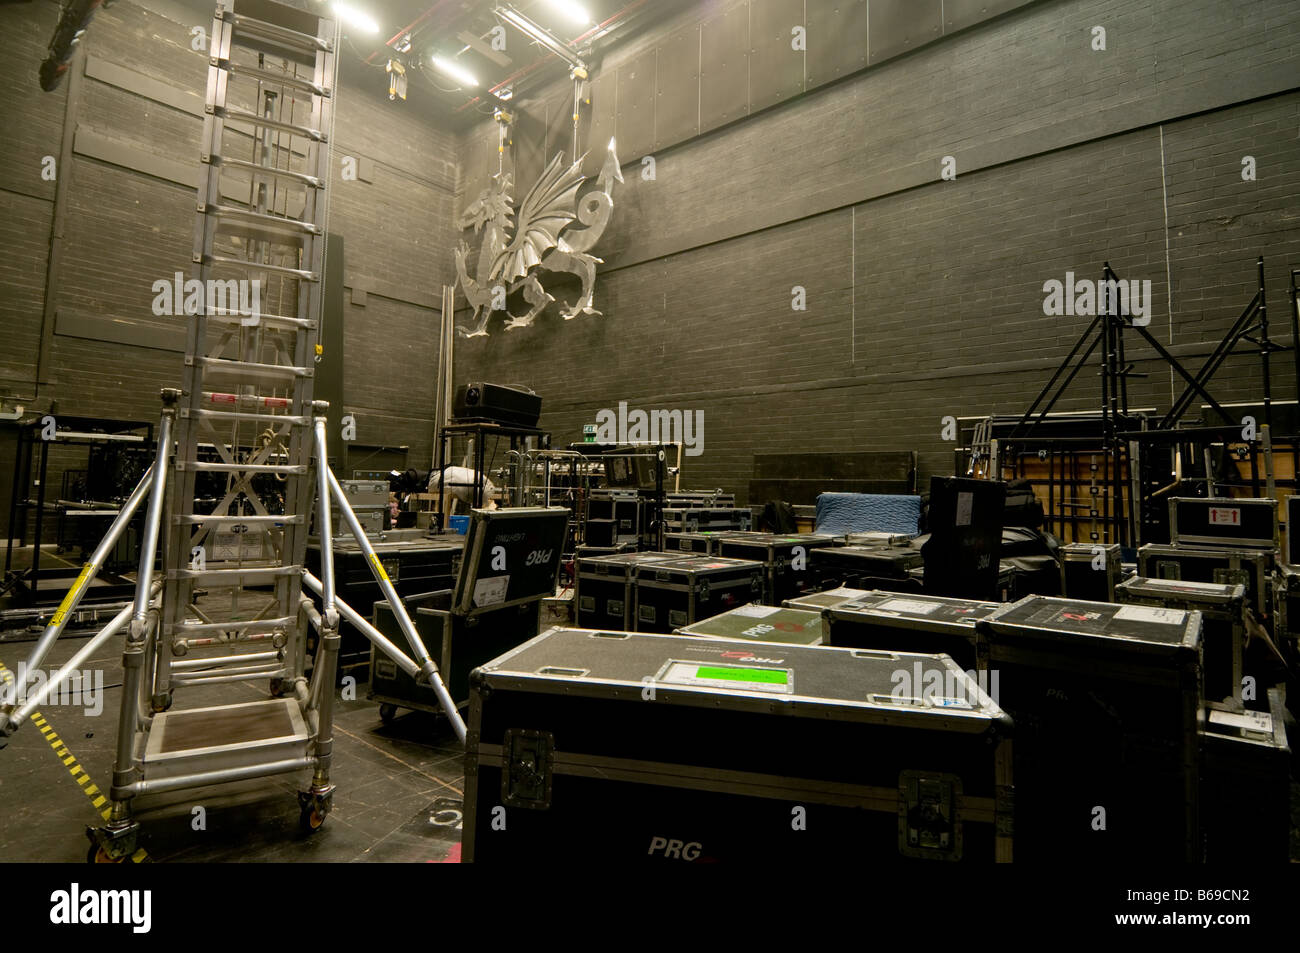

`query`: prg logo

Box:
[647,835,702,861]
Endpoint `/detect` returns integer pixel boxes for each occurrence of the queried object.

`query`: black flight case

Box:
[979,595,1203,862]
[463,627,1014,863]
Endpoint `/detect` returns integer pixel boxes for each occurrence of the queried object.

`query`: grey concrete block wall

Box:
[451,0,1300,503]
[0,0,458,538]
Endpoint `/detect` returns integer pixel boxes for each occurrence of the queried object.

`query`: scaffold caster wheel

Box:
[298,789,332,834]
[85,826,138,863]
[300,805,326,833]
[269,678,288,698]
[379,703,398,724]
[151,692,172,713]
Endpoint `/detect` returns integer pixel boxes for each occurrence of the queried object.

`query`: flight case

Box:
[463,627,1013,863]
[1116,576,1245,708]
[675,605,825,645]
[1169,496,1278,550]
[663,531,728,555]
[824,592,1001,672]
[783,585,871,612]
[1198,689,1291,863]
[367,507,568,719]
[980,595,1203,862]
[1059,543,1120,602]
[716,533,838,604]
[1138,543,1272,616]
[575,551,682,631]
[809,544,924,590]
[633,556,764,633]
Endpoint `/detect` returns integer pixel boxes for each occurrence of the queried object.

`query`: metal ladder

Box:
[0,0,463,862]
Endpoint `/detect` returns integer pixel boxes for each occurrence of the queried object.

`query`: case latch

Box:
[899,771,963,860]
[502,729,554,809]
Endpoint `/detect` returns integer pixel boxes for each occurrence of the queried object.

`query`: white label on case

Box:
[1114,604,1186,625]
[955,492,974,527]
[730,604,781,618]
[876,598,940,616]
[473,575,509,607]
[1207,506,1241,526]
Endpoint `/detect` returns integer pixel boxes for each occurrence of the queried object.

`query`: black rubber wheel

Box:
[378,703,398,724]
[300,805,326,834]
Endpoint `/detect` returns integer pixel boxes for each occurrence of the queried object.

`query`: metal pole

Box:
[312,415,337,625]
[324,467,466,739]
[33,436,48,596]
[1,596,135,736]
[19,466,155,681]
[1257,257,1272,435]
[131,392,176,636]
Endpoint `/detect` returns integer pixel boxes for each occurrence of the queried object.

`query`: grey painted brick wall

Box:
[0,0,458,537]
[452,0,1300,503]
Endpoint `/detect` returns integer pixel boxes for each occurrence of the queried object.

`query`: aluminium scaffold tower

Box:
[0,0,463,862]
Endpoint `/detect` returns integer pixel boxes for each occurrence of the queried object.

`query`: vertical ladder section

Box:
[159,0,337,699]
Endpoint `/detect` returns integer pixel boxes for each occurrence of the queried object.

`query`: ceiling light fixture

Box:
[431,55,479,88]
[545,0,593,26]
[331,3,380,35]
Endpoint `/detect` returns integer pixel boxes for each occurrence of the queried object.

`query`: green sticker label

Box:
[695,666,788,685]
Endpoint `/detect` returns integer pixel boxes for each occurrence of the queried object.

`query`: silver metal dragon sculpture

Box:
[454,138,624,337]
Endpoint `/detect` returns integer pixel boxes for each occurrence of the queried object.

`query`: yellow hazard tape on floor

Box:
[0,659,150,863]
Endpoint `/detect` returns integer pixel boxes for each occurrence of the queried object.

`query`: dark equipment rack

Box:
[4,415,153,605]
[432,420,549,533]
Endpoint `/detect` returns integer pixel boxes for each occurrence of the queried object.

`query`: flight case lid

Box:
[472,626,1009,731]
[640,556,765,579]
[827,592,1001,633]
[452,506,569,616]
[982,594,1202,653]
[1116,575,1246,606]
[676,605,824,644]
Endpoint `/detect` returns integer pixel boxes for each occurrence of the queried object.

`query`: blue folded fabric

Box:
[814,492,921,536]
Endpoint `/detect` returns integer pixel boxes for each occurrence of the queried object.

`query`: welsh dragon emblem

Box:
[454,138,624,337]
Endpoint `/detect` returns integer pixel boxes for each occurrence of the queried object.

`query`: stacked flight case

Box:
[661,507,752,534]
[979,595,1203,862]
[1198,689,1291,863]
[823,592,1001,672]
[675,605,825,645]
[575,551,680,631]
[1116,577,1245,708]
[587,489,641,545]
[1059,543,1121,602]
[716,533,838,604]
[663,531,729,555]
[368,507,569,719]
[306,535,460,681]
[463,628,1013,863]
[634,556,765,633]
[1138,495,1278,618]
[331,478,389,537]
[1138,544,1272,616]
[809,544,924,591]
[1169,496,1279,551]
